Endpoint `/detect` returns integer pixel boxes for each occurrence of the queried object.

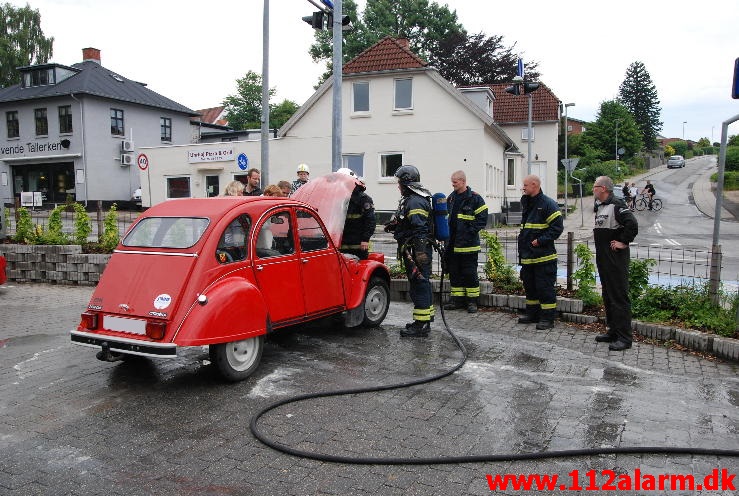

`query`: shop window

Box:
[110,108,124,136]
[6,111,19,139]
[380,152,403,178]
[394,78,412,110]
[34,108,48,136]
[160,117,172,142]
[58,105,73,134]
[166,176,191,198]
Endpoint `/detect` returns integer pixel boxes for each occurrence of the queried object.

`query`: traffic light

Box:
[523,82,540,94]
[505,84,520,96]
[326,13,351,31]
[302,11,324,29]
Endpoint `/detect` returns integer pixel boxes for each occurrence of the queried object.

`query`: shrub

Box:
[724,146,739,172]
[573,243,602,307]
[72,203,92,245]
[628,258,655,302]
[36,205,70,245]
[480,230,521,293]
[99,203,120,251]
[13,207,34,243]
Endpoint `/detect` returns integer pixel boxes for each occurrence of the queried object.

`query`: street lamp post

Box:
[615,119,622,161]
[563,102,575,219]
[683,121,687,141]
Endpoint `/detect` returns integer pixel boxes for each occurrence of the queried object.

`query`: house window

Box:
[566,124,573,132]
[6,111,19,139]
[352,82,369,112]
[110,108,124,136]
[166,176,191,198]
[34,108,48,136]
[507,158,515,186]
[341,154,364,177]
[160,117,172,142]
[521,128,535,141]
[22,68,54,88]
[58,106,73,134]
[380,152,403,178]
[394,78,412,110]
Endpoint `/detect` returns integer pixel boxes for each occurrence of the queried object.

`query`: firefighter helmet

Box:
[393,165,420,185]
[296,163,310,174]
[336,167,357,177]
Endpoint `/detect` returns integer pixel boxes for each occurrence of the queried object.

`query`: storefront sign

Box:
[188,148,234,164]
[0,141,66,156]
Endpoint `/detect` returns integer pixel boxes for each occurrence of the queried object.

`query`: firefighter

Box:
[443,170,488,313]
[336,168,376,260]
[517,174,564,330]
[385,165,434,337]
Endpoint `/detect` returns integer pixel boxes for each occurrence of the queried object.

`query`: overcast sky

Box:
[12,0,739,142]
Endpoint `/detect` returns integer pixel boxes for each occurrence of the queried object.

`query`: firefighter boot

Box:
[466,297,478,314]
[400,321,430,337]
[443,297,465,310]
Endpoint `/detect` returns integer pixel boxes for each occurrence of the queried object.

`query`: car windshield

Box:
[670,156,682,161]
[122,217,210,248]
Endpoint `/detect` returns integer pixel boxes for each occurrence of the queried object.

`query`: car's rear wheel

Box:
[362,277,390,327]
[209,335,264,381]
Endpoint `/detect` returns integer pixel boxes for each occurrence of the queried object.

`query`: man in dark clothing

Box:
[443,170,487,313]
[385,165,433,337]
[243,168,262,196]
[592,176,639,351]
[336,168,376,260]
[517,174,564,330]
[643,180,656,210]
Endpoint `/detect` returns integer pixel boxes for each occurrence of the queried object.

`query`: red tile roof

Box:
[479,83,560,123]
[196,106,228,126]
[343,36,427,74]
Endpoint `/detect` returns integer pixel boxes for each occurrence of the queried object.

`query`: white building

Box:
[139,37,562,223]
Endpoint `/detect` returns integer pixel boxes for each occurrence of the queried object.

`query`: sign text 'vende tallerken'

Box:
[0,141,66,155]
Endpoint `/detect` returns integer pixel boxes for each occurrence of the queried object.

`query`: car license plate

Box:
[104,315,146,335]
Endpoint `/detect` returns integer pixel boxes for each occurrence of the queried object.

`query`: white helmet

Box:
[336,167,357,177]
[296,163,310,174]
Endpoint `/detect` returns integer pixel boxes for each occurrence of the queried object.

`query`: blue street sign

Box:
[237,153,249,170]
[733,58,739,99]
[517,58,524,78]
[320,0,334,9]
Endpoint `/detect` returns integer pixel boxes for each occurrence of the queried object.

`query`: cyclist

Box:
[628,182,638,211]
[643,180,656,210]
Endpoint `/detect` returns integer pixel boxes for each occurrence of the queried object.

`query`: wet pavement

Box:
[0,283,737,495]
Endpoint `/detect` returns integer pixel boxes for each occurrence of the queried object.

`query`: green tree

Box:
[618,61,662,151]
[428,31,540,86]
[0,2,54,88]
[308,0,465,84]
[582,100,642,161]
[727,134,739,147]
[697,137,710,148]
[222,71,298,130]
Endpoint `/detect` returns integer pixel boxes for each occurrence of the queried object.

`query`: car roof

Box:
[142,196,307,218]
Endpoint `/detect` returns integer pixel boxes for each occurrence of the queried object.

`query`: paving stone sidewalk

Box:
[0,283,737,496]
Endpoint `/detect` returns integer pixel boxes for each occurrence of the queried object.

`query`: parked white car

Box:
[667,155,686,168]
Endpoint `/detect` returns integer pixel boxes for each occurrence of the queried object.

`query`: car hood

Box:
[291,173,357,248]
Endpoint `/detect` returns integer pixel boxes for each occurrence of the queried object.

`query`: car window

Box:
[297,209,329,252]
[256,211,294,258]
[215,215,250,264]
[122,217,209,248]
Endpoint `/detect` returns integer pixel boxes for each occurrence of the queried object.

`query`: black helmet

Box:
[394,165,420,185]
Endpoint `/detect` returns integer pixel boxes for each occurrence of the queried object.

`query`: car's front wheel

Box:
[362,277,390,327]
[209,335,264,382]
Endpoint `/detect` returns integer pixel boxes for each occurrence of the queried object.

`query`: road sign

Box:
[237,153,249,171]
[733,58,739,99]
[137,153,149,171]
[517,58,524,78]
[561,157,579,172]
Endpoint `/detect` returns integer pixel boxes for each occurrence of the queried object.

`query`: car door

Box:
[251,209,306,325]
[295,208,346,315]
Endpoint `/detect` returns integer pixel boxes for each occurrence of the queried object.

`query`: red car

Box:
[0,254,6,286]
[71,174,390,381]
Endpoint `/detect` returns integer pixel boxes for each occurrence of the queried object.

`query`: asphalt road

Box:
[1,283,738,495]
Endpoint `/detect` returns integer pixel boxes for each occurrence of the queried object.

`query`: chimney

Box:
[82,47,101,64]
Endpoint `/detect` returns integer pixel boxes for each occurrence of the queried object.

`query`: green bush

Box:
[72,203,92,245]
[36,205,70,245]
[573,243,601,307]
[724,146,739,172]
[632,282,738,337]
[480,231,521,293]
[99,203,120,251]
[629,258,655,302]
[13,207,35,243]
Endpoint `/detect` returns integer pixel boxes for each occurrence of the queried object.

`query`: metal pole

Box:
[709,113,739,303]
[615,119,619,161]
[527,93,532,175]
[564,106,568,219]
[331,0,343,171]
[260,0,270,186]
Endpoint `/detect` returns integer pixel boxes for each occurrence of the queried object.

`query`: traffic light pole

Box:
[527,93,533,175]
[331,0,342,171]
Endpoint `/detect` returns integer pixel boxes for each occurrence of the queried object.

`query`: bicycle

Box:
[634,194,662,212]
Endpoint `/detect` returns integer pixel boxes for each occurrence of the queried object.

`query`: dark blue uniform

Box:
[446,187,487,306]
[518,191,564,323]
[340,189,376,260]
